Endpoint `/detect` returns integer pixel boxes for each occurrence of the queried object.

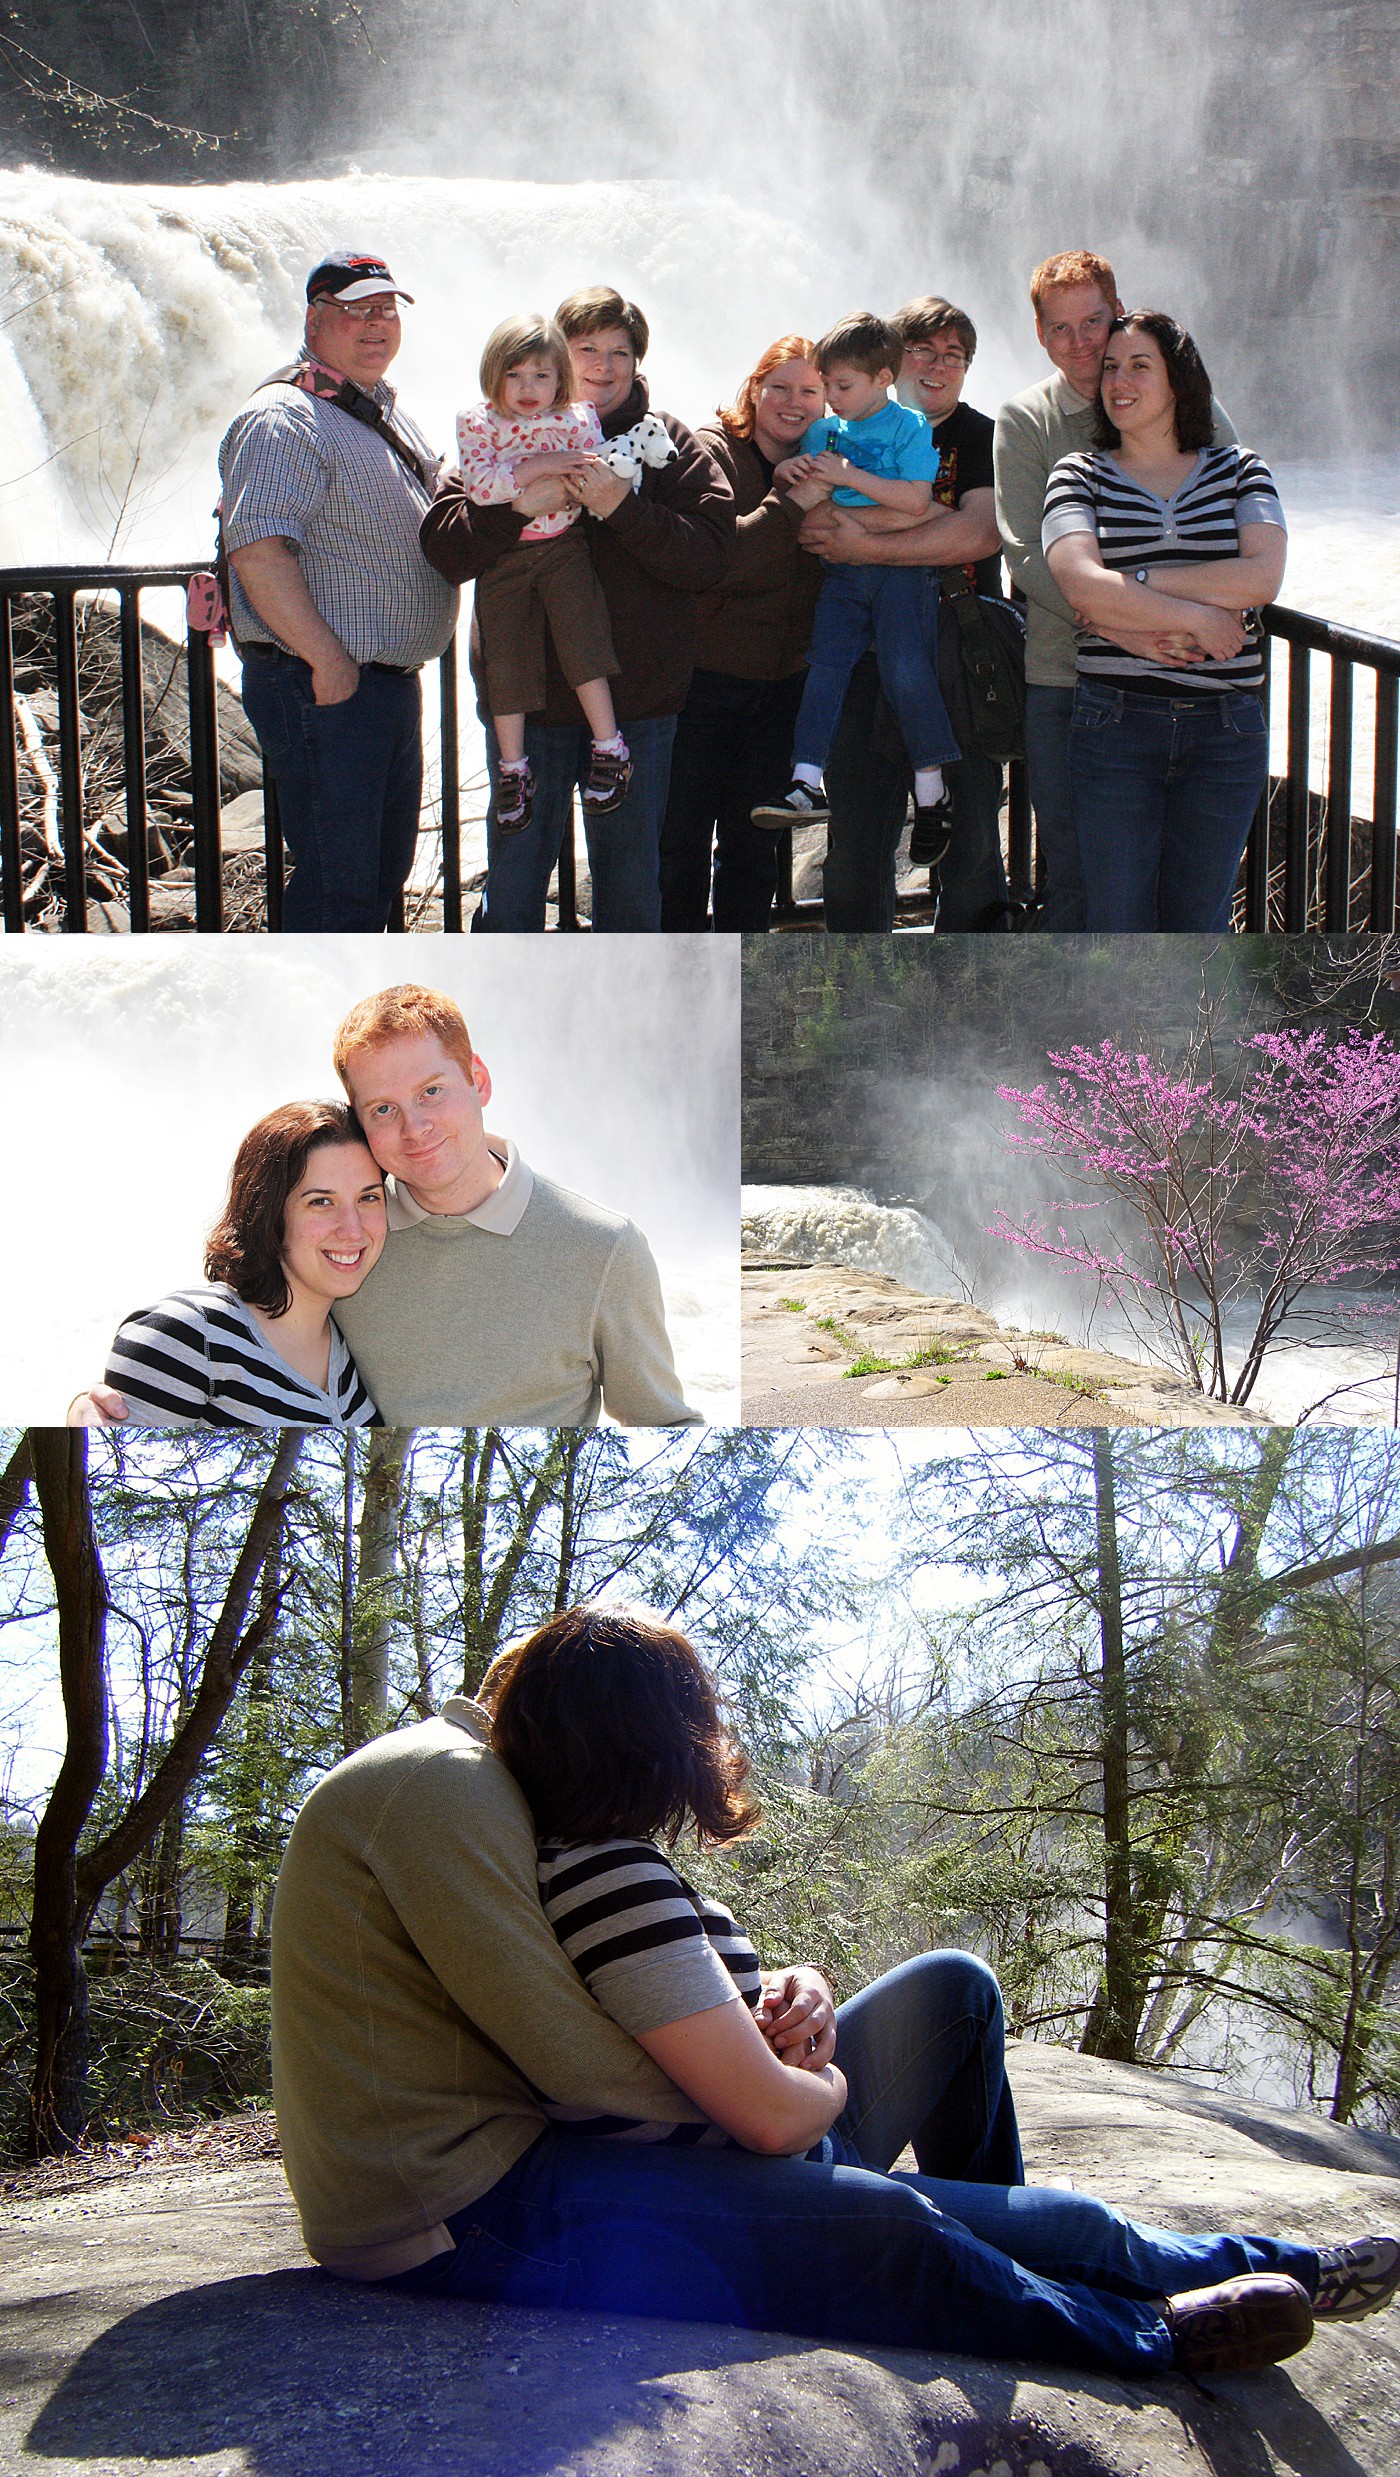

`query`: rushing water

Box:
[743,1181,1399,1424]
[0,940,741,1420]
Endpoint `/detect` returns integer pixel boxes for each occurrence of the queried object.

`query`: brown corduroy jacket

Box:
[420,377,735,725]
[691,426,822,682]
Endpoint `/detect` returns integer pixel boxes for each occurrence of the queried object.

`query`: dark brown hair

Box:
[485,1605,760,1848]
[204,1100,379,1316]
[814,311,900,380]
[894,296,977,364]
[1093,311,1214,452]
[553,285,649,360]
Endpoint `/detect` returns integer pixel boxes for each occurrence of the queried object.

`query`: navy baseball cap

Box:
[306,251,415,305]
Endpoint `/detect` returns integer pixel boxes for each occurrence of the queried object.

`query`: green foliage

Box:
[0,1958,270,2154]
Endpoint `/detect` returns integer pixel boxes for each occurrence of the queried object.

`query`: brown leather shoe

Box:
[1163,2272,1313,2375]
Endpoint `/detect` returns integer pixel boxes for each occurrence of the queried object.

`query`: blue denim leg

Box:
[660,668,804,932]
[581,713,671,932]
[479,716,667,932]
[477,719,582,932]
[1157,693,1269,931]
[1069,683,1174,931]
[868,565,961,771]
[392,2128,1180,2374]
[890,2172,1318,2306]
[832,1952,1024,2183]
[239,654,422,932]
[1024,683,1085,931]
[938,746,1009,930]
[823,652,906,932]
[792,567,881,772]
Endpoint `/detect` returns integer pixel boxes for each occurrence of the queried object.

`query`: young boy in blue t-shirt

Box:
[752,311,960,836]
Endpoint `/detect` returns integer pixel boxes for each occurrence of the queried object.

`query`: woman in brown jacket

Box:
[659,337,826,931]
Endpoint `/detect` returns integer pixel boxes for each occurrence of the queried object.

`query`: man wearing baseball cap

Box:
[218,249,459,931]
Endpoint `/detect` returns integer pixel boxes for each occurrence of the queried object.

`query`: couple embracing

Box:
[76,985,697,1433]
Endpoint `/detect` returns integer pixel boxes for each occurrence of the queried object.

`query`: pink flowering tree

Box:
[991,1025,1400,1405]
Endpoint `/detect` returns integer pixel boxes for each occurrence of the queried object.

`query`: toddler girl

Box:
[457,314,632,832]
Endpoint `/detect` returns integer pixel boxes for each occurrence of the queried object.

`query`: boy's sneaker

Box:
[751,778,830,831]
[581,744,633,815]
[909,798,953,870]
[495,761,534,836]
[1312,2235,1400,2320]
[1162,2272,1313,2375]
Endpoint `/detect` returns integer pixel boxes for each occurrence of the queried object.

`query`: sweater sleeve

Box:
[592,1220,702,1427]
[105,1298,216,1425]
[596,414,735,593]
[993,398,1079,627]
[419,470,528,582]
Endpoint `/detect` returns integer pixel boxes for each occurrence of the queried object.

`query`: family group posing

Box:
[218,247,1287,938]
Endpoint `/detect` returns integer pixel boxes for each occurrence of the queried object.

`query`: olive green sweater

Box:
[333,1154,699,1428]
[271,1701,709,2277]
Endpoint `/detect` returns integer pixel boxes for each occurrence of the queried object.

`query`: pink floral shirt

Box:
[454,399,605,541]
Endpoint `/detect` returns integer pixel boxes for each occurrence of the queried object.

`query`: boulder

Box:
[3,2043,1395,2476]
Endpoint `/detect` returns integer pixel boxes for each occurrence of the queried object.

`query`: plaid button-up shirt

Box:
[219,364,459,668]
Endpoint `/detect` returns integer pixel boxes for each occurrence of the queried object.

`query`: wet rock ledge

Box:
[742,1261,1265,1430]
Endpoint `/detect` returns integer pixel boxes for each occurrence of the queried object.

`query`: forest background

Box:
[2,1422,1397,2162]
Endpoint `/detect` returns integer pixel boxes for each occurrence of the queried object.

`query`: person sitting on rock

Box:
[269,1602,1400,2371]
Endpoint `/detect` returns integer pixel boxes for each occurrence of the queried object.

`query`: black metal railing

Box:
[0,564,471,935]
[2,568,1397,934]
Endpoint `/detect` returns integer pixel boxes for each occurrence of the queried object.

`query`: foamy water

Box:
[0,942,740,1421]
[744,1182,1397,1425]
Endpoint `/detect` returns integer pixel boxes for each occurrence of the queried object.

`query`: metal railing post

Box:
[118,584,151,933]
[0,591,21,932]
[53,584,86,930]
[438,644,462,933]
[185,624,223,931]
[1372,672,1398,932]
[1323,653,1353,932]
[1283,638,1311,932]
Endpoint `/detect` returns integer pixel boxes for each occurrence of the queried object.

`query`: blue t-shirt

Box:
[801,399,939,506]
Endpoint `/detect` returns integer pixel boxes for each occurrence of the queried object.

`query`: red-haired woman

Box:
[101,1100,386,1427]
[659,337,827,930]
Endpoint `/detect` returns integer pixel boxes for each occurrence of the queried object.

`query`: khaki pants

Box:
[475,525,618,715]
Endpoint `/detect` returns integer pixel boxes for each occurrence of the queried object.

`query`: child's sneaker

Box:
[581,742,633,815]
[495,760,534,836]
[909,798,952,870]
[751,778,830,830]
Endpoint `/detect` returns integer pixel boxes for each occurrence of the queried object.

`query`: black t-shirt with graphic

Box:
[931,399,1002,598]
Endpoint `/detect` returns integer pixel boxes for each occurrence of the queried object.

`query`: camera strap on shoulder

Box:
[261,357,437,494]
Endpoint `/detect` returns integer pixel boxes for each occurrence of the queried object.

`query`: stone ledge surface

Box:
[3,2043,1396,2475]
[743,1266,1265,1430]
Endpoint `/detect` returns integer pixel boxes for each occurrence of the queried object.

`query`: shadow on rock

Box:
[19,2265,1292,2477]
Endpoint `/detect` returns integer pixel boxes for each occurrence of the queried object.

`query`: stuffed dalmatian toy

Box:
[598,411,678,491]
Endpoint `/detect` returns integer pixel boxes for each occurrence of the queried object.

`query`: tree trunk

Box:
[28,1433,110,2157]
[1081,1434,1138,2063]
[346,1428,411,1749]
[0,1432,33,1554]
[138,1798,185,1962]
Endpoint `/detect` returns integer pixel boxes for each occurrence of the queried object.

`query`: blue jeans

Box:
[660,668,806,932]
[389,1952,1317,2373]
[1024,682,1084,931]
[239,647,422,932]
[1069,681,1269,932]
[796,566,960,778]
[476,716,675,932]
[823,650,1009,933]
